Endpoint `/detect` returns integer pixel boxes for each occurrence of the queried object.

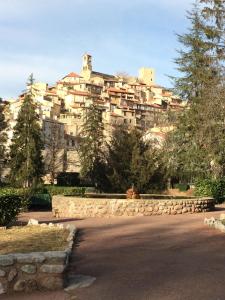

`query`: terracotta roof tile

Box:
[63,72,82,79]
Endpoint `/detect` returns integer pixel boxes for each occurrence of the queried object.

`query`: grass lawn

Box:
[0,225,69,255]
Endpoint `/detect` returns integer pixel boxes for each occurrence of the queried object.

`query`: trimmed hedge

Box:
[29,193,52,208]
[0,193,26,226]
[0,188,25,197]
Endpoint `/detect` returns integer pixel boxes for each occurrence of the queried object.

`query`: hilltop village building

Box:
[4,54,185,183]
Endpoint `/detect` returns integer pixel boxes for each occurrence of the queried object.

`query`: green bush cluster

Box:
[194,179,213,197]
[0,186,93,216]
[63,187,86,197]
[29,193,51,208]
[0,189,27,226]
[0,188,25,197]
[195,179,225,203]
[46,186,86,197]
[174,183,190,192]
[211,180,225,203]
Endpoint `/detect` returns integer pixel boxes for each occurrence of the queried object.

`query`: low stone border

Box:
[0,220,77,295]
[52,196,215,218]
[204,214,225,233]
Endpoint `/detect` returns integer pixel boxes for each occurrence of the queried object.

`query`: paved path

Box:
[3,207,225,300]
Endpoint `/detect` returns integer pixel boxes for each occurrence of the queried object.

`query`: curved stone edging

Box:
[52,196,214,218]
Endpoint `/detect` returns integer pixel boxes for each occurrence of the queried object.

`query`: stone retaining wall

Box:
[52,196,214,218]
[0,223,76,295]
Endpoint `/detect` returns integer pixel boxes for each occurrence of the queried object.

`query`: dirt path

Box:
[3,207,225,300]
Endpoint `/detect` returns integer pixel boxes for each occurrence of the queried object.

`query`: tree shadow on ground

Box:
[67,213,225,300]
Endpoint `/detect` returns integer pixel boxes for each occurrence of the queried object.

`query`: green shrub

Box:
[30,184,48,194]
[174,183,190,192]
[63,187,86,197]
[29,193,52,208]
[46,186,86,197]
[0,191,27,226]
[194,179,213,197]
[195,179,225,203]
[0,188,25,197]
[46,186,70,196]
[211,179,225,204]
[85,193,126,199]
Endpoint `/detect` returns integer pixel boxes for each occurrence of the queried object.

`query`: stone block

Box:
[146,207,153,212]
[8,268,17,282]
[40,264,65,274]
[15,253,46,264]
[21,264,37,274]
[14,280,26,292]
[0,256,14,266]
[28,219,39,225]
[44,251,67,263]
[14,279,37,292]
[0,282,6,294]
[39,276,64,290]
[0,269,6,277]
[174,205,183,210]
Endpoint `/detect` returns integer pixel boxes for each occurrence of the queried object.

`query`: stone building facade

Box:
[3,54,185,181]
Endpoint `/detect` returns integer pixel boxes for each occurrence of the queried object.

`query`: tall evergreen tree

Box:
[130,136,166,192]
[200,0,225,63]
[0,97,7,182]
[9,75,44,187]
[172,4,214,101]
[106,126,134,192]
[166,0,225,182]
[107,126,166,192]
[79,104,108,190]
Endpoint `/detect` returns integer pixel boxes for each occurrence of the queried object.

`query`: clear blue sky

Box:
[0,0,193,99]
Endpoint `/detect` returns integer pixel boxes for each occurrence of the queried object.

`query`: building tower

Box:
[138,67,155,85]
[81,53,92,79]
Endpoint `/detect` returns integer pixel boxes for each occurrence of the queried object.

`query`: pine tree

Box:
[79,104,108,190]
[132,145,167,192]
[200,0,225,63]
[172,4,214,101]
[0,97,7,182]
[9,75,44,187]
[107,126,166,192]
[167,0,225,181]
[107,126,134,192]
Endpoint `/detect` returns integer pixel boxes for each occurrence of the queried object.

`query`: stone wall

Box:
[0,223,76,295]
[52,196,214,218]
